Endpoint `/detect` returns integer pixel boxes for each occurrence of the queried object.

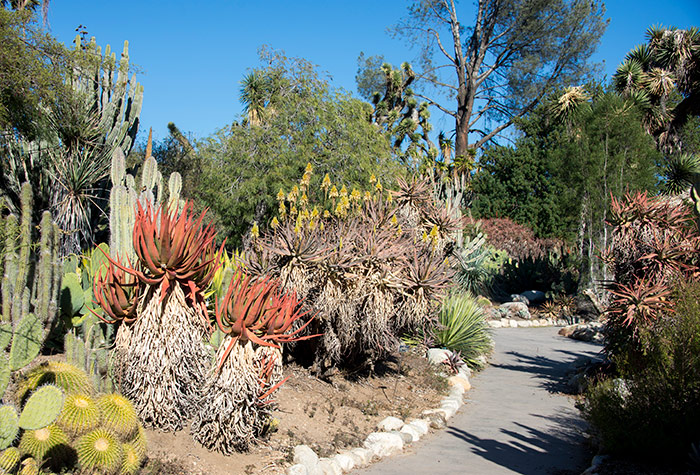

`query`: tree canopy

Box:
[387,0,608,160]
[195,49,400,246]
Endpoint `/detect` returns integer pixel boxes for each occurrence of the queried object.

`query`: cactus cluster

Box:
[109,130,184,264]
[60,244,115,393]
[10,362,146,475]
[0,184,61,380]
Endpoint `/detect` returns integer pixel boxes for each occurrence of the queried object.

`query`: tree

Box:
[614,26,700,154]
[0,9,143,255]
[389,0,607,160]
[196,49,400,246]
[356,55,436,165]
[473,88,660,289]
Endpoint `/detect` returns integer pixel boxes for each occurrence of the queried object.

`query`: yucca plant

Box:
[191,270,317,454]
[95,202,223,431]
[431,294,493,369]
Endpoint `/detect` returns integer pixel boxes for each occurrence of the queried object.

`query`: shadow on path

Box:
[446,410,586,475]
[492,345,603,393]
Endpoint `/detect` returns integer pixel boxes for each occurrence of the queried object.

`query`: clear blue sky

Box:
[46,1,700,144]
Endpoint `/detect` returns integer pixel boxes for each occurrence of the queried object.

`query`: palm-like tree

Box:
[613,26,700,153]
[240,71,268,126]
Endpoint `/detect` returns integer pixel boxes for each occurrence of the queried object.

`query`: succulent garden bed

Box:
[141,349,447,475]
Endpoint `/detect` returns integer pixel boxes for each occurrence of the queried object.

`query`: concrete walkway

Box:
[356,327,603,475]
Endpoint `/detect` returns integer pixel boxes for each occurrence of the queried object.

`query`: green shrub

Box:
[432,294,493,369]
[581,281,700,462]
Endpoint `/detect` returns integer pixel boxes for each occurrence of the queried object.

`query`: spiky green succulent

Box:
[97,394,139,440]
[120,442,144,474]
[57,393,100,437]
[76,429,122,475]
[16,362,92,404]
[0,447,20,473]
[18,424,68,462]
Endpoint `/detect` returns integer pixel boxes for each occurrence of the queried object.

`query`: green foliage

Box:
[196,47,400,246]
[76,428,123,474]
[18,385,64,430]
[581,281,700,462]
[453,232,503,295]
[1,18,143,255]
[431,294,492,369]
[0,405,19,450]
[16,361,93,404]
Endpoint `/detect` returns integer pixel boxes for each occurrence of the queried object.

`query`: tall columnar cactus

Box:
[0,184,61,384]
[108,130,184,263]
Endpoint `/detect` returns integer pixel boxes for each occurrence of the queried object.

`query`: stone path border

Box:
[285,360,472,475]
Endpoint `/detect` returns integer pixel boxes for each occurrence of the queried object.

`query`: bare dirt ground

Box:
[140,349,448,475]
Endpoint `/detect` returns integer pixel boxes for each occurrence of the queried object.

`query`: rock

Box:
[377,416,404,432]
[577,289,604,320]
[510,293,530,305]
[393,429,413,444]
[447,375,471,392]
[427,348,451,365]
[438,405,457,419]
[332,453,354,472]
[539,318,548,326]
[317,458,342,475]
[363,432,404,458]
[448,381,465,396]
[546,317,554,325]
[530,319,540,327]
[294,445,318,470]
[500,302,531,319]
[457,365,472,378]
[400,423,422,442]
[349,448,372,466]
[559,324,577,337]
[517,320,531,328]
[500,318,509,327]
[406,419,430,436]
[420,410,447,429]
[447,376,472,395]
[286,465,308,475]
[509,319,518,328]
[487,320,502,328]
[441,397,461,410]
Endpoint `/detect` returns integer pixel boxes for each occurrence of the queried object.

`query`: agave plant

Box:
[192,271,317,454]
[94,202,222,431]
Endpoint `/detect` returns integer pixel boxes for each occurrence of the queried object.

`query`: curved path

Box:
[356,327,603,475]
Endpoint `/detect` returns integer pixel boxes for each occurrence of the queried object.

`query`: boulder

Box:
[349,448,372,466]
[447,375,471,392]
[400,423,422,442]
[294,445,318,470]
[377,416,404,432]
[510,293,530,305]
[286,465,308,475]
[499,302,531,320]
[487,320,503,328]
[420,410,447,429]
[394,430,413,444]
[406,419,430,436]
[427,348,451,366]
[363,432,404,458]
[332,453,355,472]
[317,458,342,475]
[521,290,546,305]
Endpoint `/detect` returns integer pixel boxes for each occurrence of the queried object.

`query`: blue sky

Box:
[46,1,700,144]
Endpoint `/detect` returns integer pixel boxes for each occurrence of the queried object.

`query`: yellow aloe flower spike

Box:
[363,191,372,201]
[305,162,313,174]
[421,230,429,242]
[375,179,383,192]
[350,188,361,202]
[429,224,439,240]
[290,205,298,216]
[386,192,393,203]
[329,185,339,199]
[277,188,286,202]
[271,216,280,229]
[300,192,309,207]
[279,202,287,216]
[323,210,331,218]
[340,185,348,197]
[390,215,398,226]
[311,206,320,218]
[294,223,302,235]
[396,224,403,236]
[251,221,260,240]
[369,173,377,184]
[321,173,332,191]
